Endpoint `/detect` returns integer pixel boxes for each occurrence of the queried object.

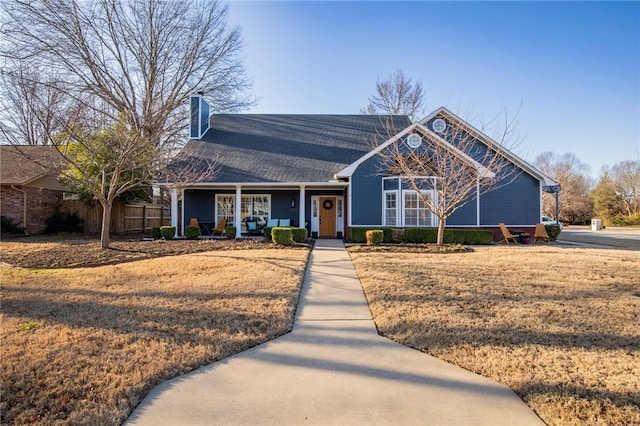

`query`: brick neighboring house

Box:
[0,145,70,234]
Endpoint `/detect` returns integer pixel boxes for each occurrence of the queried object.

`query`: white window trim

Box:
[383,190,399,227]
[401,189,438,227]
[382,176,439,228]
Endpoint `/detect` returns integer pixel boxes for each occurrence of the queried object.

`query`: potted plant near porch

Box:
[519,232,532,244]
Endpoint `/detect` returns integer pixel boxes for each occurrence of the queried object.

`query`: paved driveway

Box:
[558,226,639,249]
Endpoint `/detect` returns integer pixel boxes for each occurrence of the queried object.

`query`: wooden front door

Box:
[319,197,336,237]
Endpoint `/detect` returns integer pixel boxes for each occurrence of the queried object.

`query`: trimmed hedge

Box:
[265,226,305,242]
[263,226,274,240]
[401,228,493,245]
[224,226,236,238]
[350,227,395,243]
[366,230,384,246]
[151,226,162,240]
[291,227,307,242]
[160,226,176,240]
[544,224,561,241]
[185,225,201,240]
[272,227,293,245]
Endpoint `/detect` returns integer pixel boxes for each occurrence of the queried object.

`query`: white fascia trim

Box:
[334,125,417,178]
[415,123,496,178]
[419,107,559,187]
[157,181,348,189]
[334,122,495,180]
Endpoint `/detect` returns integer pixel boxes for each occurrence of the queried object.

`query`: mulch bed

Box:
[347,243,473,254]
[0,234,311,269]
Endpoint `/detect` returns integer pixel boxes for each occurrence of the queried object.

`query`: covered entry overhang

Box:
[161,181,348,238]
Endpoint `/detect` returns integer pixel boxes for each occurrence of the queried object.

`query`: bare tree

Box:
[1,0,252,247]
[608,160,640,217]
[375,110,521,245]
[534,152,593,224]
[0,62,66,146]
[362,69,425,122]
[56,113,156,248]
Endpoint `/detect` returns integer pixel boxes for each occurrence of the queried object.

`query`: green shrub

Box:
[544,224,561,241]
[224,226,236,238]
[609,214,640,226]
[366,230,384,246]
[401,228,437,243]
[350,227,395,243]
[151,226,162,240]
[263,227,273,240]
[291,227,307,242]
[44,211,84,233]
[160,226,176,240]
[454,229,493,245]
[1,215,24,234]
[272,227,293,245]
[185,226,201,240]
[401,228,493,245]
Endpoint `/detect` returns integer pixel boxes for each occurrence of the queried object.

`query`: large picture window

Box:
[403,191,434,227]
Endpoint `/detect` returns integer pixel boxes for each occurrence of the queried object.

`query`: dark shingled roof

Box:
[0,145,63,185]
[184,114,411,183]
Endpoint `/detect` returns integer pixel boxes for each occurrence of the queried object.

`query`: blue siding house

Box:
[165,95,558,239]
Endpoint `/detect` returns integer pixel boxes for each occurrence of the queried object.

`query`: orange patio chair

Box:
[498,223,519,245]
[534,223,550,244]
[211,218,226,236]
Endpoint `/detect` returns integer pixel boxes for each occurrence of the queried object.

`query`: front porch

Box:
[167,182,348,239]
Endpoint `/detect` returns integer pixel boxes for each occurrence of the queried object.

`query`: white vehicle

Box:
[542,215,563,229]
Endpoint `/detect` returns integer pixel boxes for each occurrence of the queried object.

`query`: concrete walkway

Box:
[126,240,543,425]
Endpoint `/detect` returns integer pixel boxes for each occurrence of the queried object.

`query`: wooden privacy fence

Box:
[62,201,171,234]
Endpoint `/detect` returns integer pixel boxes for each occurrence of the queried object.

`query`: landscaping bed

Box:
[0,234,308,269]
[350,245,640,425]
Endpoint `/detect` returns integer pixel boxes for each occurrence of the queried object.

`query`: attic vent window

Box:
[407,134,422,149]
[432,118,447,133]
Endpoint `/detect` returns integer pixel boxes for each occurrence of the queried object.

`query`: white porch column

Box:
[170,188,178,230]
[298,185,306,231]
[235,185,242,239]
[476,177,481,226]
[180,189,185,236]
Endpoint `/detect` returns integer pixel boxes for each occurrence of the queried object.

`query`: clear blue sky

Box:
[227,1,640,179]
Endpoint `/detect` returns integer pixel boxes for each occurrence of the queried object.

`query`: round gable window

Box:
[406,133,422,148]
[432,118,447,133]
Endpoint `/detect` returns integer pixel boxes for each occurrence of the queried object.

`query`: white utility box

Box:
[591,219,602,231]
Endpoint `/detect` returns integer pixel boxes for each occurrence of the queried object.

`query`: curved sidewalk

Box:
[126,240,543,425]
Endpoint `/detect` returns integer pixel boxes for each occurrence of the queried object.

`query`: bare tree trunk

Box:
[437,218,446,246]
[100,199,113,249]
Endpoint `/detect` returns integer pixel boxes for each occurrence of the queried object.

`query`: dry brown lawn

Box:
[1,248,309,425]
[349,245,640,426]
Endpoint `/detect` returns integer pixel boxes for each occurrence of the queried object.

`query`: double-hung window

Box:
[384,192,397,226]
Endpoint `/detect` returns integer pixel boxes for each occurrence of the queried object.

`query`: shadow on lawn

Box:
[2,284,299,347]
[378,320,639,352]
[517,381,640,415]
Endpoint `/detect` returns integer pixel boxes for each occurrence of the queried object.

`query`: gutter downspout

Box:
[11,185,28,235]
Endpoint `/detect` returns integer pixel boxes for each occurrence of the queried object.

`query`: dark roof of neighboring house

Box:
[183,114,411,183]
[0,145,63,185]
